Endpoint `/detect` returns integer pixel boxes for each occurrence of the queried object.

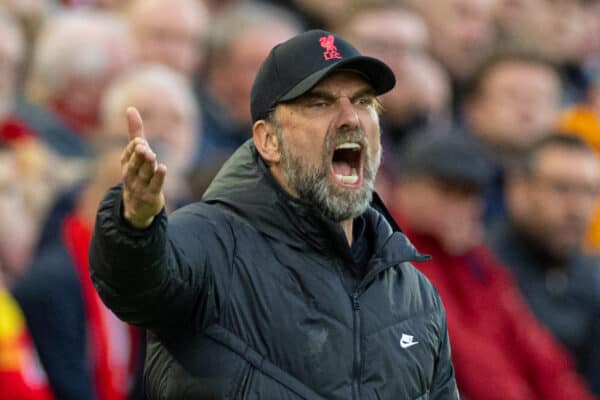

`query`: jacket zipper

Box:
[351,291,361,400]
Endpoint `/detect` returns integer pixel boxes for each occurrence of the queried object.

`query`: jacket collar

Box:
[202,140,426,265]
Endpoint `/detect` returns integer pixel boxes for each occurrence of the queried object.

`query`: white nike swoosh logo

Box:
[400,341,419,349]
[400,333,419,349]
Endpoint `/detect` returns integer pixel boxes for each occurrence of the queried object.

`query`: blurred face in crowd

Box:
[0,149,36,285]
[531,0,586,63]
[262,72,382,222]
[0,23,22,119]
[416,0,497,82]
[343,8,431,123]
[210,24,297,127]
[507,144,600,261]
[495,0,546,34]
[497,0,588,63]
[466,60,561,154]
[581,1,600,61]
[103,78,196,185]
[292,0,386,28]
[65,41,133,134]
[394,177,484,255]
[1,0,46,19]
[129,0,208,78]
[129,86,195,175]
[36,13,135,135]
[408,55,451,117]
[544,0,587,63]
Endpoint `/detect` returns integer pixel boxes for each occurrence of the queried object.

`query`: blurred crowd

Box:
[1,0,600,399]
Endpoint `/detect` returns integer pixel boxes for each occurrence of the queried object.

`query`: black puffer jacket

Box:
[90,140,459,400]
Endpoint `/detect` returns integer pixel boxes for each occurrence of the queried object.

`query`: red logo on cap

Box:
[319,35,342,61]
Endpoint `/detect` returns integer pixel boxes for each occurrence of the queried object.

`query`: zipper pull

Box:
[352,292,360,310]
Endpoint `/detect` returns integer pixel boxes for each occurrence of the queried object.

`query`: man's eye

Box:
[355,97,374,107]
[310,100,329,108]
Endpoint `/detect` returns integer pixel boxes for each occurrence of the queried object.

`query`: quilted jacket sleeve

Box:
[89,184,234,337]
[430,305,460,400]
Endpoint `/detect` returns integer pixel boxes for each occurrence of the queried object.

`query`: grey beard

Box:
[277,127,381,222]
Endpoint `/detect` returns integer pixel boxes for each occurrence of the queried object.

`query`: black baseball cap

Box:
[250,29,396,122]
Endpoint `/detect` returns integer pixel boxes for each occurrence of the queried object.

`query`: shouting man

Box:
[89,30,459,399]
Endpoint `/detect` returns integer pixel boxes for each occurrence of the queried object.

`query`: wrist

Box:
[123,209,155,229]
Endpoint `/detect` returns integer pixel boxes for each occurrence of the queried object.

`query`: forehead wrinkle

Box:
[310,84,376,97]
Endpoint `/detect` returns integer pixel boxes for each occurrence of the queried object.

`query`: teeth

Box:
[335,142,360,151]
[336,175,358,184]
[335,168,359,184]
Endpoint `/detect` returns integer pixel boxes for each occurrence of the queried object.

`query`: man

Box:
[127,0,209,80]
[463,50,563,224]
[89,30,459,399]
[0,155,53,400]
[100,63,199,208]
[13,141,144,400]
[407,0,497,114]
[389,132,595,400]
[196,3,301,163]
[495,0,590,103]
[17,9,134,157]
[560,72,600,252]
[488,134,600,396]
[0,278,53,400]
[464,52,562,162]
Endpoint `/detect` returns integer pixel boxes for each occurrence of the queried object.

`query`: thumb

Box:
[126,106,146,141]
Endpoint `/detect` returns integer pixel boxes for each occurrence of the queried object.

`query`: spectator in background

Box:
[487,134,600,396]
[12,63,202,398]
[197,3,301,164]
[389,133,595,400]
[495,0,591,104]
[271,0,385,30]
[463,51,563,224]
[100,64,199,208]
[0,6,39,145]
[339,4,451,175]
[0,0,50,85]
[0,8,85,284]
[34,63,199,256]
[560,76,600,252]
[581,0,600,78]
[0,267,53,400]
[13,140,144,400]
[16,10,134,157]
[127,0,209,80]
[0,147,40,287]
[407,0,497,116]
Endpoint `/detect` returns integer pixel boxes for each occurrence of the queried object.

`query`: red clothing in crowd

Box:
[0,116,36,144]
[0,288,54,400]
[62,214,140,400]
[394,214,594,400]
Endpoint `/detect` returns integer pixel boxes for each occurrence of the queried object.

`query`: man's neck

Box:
[341,219,353,246]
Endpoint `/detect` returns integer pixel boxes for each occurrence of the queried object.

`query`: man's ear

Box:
[253,119,281,165]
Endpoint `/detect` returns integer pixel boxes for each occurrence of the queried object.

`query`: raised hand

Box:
[121,107,167,228]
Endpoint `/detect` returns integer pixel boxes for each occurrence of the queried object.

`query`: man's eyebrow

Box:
[301,90,336,101]
[351,87,377,99]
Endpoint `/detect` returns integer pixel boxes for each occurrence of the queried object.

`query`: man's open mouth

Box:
[331,142,363,187]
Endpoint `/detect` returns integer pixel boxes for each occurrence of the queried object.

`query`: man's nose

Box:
[335,97,360,130]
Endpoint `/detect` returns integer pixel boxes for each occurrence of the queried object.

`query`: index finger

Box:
[126,106,146,141]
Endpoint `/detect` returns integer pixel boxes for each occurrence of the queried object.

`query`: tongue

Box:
[332,160,352,176]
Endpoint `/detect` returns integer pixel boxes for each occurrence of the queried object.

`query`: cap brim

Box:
[278,55,396,103]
